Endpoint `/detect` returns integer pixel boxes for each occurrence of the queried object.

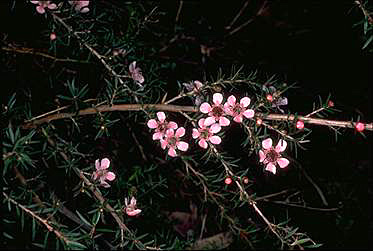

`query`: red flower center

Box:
[200,129,211,139]
[232,104,243,115]
[211,106,224,117]
[266,149,279,163]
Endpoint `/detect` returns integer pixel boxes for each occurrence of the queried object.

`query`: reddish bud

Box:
[296,120,304,130]
[328,100,334,107]
[242,176,249,184]
[266,94,273,102]
[50,32,57,41]
[224,177,232,185]
[256,118,262,126]
[355,122,365,132]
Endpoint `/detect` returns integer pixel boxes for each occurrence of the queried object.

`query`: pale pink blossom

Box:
[30,1,57,14]
[183,80,204,106]
[192,118,221,149]
[160,128,189,157]
[147,112,178,140]
[125,197,141,216]
[129,61,144,86]
[259,138,289,174]
[224,95,255,123]
[92,158,116,188]
[199,93,230,127]
[68,0,90,13]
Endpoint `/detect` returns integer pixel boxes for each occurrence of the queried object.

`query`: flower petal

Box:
[198,118,205,128]
[192,129,200,139]
[198,139,208,149]
[200,103,211,113]
[275,139,287,152]
[210,123,221,133]
[240,97,251,107]
[204,117,216,126]
[194,80,203,89]
[95,159,100,170]
[165,128,174,138]
[36,6,45,14]
[130,197,137,206]
[259,150,266,162]
[147,119,158,128]
[175,127,185,138]
[101,158,110,169]
[160,139,168,149]
[209,135,221,145]
[213,93,223,105]
[168,121,178,129]
[219,117,230,126]
[152,132,163,140]
[227,95,236,106]
[262,138,273,150]
[176,141,189,151]
[233,115,243,123]
[129,61,136,72]
[265,163,276,174]
[106,172,116,181]
[243,109,255,118]
[156,112,166,122]
[101,181,110,188]
[168,147,177,157]
[48,3,57,9]
[127,209,142,216]
[277,158,289,168]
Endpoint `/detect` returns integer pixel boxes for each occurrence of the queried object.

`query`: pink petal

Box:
[243,109,254,118]
[168,147,177,157]
[130,197,137,206]
[92,172,98,180]
[262,138,273,150]
[31,1,39,4]
[36,6,45,14]
[175,127,185,138]
[192,129,200,139]
[213,93,223,105]
[168,121,178,129]
[156,112,166,122]
[210,123,221,133]
[80,7,89,13]
[152,132,163,140]
[160,139,168,149]
[198,118,205,128]
[233,115,243,123]
[223,103,233,115]
[106,172,116,181]
[240,97,251,107]
[127,209,142,216]
[277,158,289,168]
[259,150,266,162]
[219,117,230,126]
[48,3,57,9]
[176,141,189,151]
[265,163,276,174]
[147,119,158,129]
[95,159,100,170]
[200,103,211,113]
[209,135,221,145]
[194,80,203,89]
[165,128,174,138]
[129,61,136,72]
[101,158,110,169]
[227,95,236,106]
[198,139,208,149]
[275,139,287,153]
[204,117,216,126]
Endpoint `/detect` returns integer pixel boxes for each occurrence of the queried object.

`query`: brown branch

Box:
[22,103,373,132]
[3,192,70,245]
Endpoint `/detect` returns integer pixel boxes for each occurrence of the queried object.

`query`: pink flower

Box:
[259,138,289,174]
[160,128,189,157]
[199,93,230,127]
[92,158,116,188]
[129,61,144,86]
[224,95,255,123]
[125,196,141,216]
[183,80,204,106]
[147,112,178,140]
[68,0,90,13]
[50,32,57,41]
[30,1,57,14]
[192,118,221,149]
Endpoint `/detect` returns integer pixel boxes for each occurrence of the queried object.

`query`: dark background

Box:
[1,0,371,249]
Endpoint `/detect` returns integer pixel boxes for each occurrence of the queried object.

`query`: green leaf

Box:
[3,232,14,239]
[75,210,93,228]
[67,241,87,250]
[362,35,373,49]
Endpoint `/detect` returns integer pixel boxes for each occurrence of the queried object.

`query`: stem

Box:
[22,103,373,131]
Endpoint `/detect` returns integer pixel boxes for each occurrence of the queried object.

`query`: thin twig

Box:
[226,0,250,30]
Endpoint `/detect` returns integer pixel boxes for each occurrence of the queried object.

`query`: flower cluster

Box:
[68,0,90,13]
[147,112,188,157]
[129,61,144,87]
[124,197,142,216]
[30,1,57,14]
